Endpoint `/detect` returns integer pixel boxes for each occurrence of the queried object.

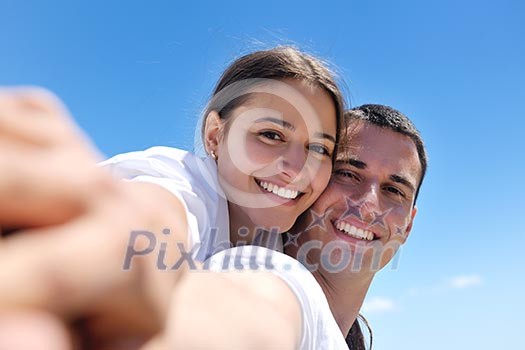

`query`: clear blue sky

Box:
[1,0,524,348]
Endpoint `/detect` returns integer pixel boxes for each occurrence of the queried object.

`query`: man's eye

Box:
[308,144,331,157]
[334,169,358,180]
[259,131,283,141]
[385,186,405,198]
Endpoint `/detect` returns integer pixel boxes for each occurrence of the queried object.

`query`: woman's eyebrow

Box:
[254,117,294,131]
[314,132,336,144]
[254,117,335,143]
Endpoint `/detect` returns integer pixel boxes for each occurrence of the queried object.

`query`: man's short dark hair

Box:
[344,104,428,203]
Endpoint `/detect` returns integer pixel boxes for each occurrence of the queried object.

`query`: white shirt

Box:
[206,246,348,350]
[101,147,342,348]
[100,146,231,261]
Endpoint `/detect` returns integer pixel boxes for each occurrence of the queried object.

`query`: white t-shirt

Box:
[206,246,348,350]
[100,146,231,262]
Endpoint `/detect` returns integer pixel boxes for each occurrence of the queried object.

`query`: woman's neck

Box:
[228,202,265,247]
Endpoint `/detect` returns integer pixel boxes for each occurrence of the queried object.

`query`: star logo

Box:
[341,196,364,222]
[283,231,301,248]
[368,208,392,229]
[394,226,406,237]
[304,207,333,232]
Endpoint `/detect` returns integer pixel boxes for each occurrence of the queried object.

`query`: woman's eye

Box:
[259,131,283,141]
[308,144,331,157]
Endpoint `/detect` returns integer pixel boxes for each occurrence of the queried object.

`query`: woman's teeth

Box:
[335,221,374,241]
[258,181,299,200]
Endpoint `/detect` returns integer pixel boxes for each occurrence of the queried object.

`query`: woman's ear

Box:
[203,111,222,155]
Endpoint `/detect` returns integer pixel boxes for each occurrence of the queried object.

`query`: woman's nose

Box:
[277,145,307,180]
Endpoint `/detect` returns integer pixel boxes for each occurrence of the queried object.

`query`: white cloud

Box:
[400,275,483,301]
[362,297,396,313]
[449,274,483,289]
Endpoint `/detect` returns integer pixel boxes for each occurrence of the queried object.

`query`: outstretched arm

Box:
[0,87,189,346]
[165,270,302,349]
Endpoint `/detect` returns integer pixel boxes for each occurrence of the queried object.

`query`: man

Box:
[0,89,426,348]
[286,104,427,346]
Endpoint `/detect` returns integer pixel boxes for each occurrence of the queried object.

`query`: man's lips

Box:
[333,220,375,241]
[331,216,382,242]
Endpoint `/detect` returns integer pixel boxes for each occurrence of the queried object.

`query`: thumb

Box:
[0,310,72,350]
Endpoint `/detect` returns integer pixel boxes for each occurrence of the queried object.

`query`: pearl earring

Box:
[210,150,217,160]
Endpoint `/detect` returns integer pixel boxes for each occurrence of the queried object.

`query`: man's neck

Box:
[285,242,376,336]
[313,270,374,336]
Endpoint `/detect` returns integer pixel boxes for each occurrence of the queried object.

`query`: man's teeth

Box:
[258,181,299,199]
[335,221,374,241]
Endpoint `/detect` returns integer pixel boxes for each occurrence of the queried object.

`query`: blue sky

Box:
[1,0,524,348]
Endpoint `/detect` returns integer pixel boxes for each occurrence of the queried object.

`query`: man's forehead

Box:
[336,122,422,181]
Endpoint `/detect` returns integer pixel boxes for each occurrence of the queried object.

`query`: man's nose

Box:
[357,184,380,222]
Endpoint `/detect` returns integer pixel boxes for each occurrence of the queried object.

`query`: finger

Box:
[0,227,20,238]
[0,310,72,350]
[0,214,135,317]
[0,87,104,158]
[140,334,166,350]
[71,316,148,350]
[0,87,69,116]
[0,188,186,321]
[69,285,162,348]
[0,144,114,227]
[0,87,72,147]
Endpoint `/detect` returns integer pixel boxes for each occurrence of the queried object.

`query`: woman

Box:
[100,46,344,259]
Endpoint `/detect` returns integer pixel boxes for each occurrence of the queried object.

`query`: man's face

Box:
[290,120,421,273]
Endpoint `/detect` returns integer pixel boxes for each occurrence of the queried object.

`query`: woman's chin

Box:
[251,214,293,234]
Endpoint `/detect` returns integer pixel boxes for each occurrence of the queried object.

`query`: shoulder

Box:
[100,146,221,196]
[205,246,325,299]
[100,146,198,177]
[201,248,304,347]
[206,246,348,349]
[100,147,229,261]
[167,267,301,349]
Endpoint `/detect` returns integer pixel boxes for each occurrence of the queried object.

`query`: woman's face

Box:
[207,78,337,234]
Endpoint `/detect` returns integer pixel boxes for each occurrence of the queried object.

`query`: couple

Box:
[0,46,427,349]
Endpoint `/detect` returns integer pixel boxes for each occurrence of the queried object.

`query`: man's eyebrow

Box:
[338,158,367,169]
[255,117,294,131]
[390,174,416,192]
